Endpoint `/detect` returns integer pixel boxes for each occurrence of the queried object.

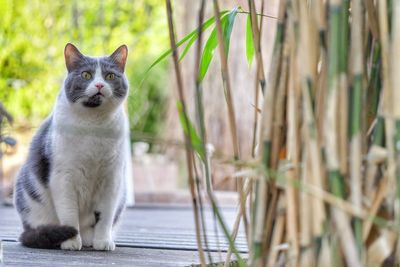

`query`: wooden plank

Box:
[2,241,236,267]
[0,205,247,252]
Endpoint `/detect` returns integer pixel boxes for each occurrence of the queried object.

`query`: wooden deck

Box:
[0,205,247,266]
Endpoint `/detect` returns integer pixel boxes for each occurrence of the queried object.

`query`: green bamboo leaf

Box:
[144,11,229,75]
[199,28,218,81]
[199,7,238,81]
[246,14,255,66]
[177,101,206,162]
[222,6,238,57]
[179,33,198,62]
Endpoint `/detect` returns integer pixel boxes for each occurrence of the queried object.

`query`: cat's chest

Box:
[52,122,125,171]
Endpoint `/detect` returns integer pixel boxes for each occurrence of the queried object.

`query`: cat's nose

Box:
[95,83,104,90]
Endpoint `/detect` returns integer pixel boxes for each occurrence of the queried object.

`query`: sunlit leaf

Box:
[177,101,206,162]
[199,28,218,81]
[145,11,229,75]
[246,14,255,67]
[199,7,239,81]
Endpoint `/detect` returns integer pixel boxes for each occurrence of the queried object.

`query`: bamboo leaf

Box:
[179,33,198,61]
[177,101,206,162]
[199,28,218,81]
[145,11,229,75]
[246,14,255,66]
[199,7,238,81]
[222,7,239,57]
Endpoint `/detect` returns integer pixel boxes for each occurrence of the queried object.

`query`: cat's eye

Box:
[81,71,92,80]
[105,73,115,80]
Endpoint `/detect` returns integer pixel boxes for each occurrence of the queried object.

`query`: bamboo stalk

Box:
[250,1,286,265]
[212,0,249,246]
[391,0,400,261]
[365,0,379,40]
[349,0,364,255]
[165,1,206,265]
[159,0,400,265]
[337,0,349,177]
[285,11,300,265]
[297,0,327,241]
[224,181,251,267]
[192,0,213,262]
[266,199,285,267]
[325,0,361,266]
[363,177,388,241]
[299,147,313,267]
[248,0,266,93]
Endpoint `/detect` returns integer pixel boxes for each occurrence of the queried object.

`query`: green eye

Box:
[105,73,115,80]
[81,71,92,80]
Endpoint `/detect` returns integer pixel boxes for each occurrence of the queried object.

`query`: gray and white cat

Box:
[14,43,131,251]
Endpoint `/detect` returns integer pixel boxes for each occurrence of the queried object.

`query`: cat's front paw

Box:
[93,239,116,251]
[61,235,82,251]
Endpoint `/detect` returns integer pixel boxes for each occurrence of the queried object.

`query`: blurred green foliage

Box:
[0,0,169,139]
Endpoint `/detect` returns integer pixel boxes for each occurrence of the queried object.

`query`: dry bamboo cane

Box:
[225,3,265,267]
[225,33,270,258]
[192,0,213,262]
[250,1,286,265]
[266,198,286,267]
[338,0,349,178]
[390,1,400,261]
[248,0,266,93]
[300,144,314,267]
[325,0,361,266]
[378,0,395,201]
[212,0,249,246]
[285,13,300,266]
[187,0,246,263]
[365,0,379,40]
[378,0,398,261]
[224,181,252,267]
[349,0,364,256]
[261,21,291,262]
[297,0,327,243]
[250,0,265,159]
[268,29,290,259]
[315,0,328,137]
[364,43,384,200]
[165,1,206,265]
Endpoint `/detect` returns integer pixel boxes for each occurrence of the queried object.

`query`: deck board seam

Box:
[1,240,248,253]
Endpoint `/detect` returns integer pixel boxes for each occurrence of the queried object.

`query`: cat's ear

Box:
[64,43,84,72]
[109,45,128,72]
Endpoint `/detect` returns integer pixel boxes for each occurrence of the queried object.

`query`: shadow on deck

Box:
[0,205,247,266]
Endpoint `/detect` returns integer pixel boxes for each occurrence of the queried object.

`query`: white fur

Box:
[27,63,131,251]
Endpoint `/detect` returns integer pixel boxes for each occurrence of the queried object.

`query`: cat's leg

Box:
[92,171,122,251]
[80,213,95,247]
[50,169,82,250]
[81,226,94,247]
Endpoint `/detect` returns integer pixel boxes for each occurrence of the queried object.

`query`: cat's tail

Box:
[19,225,78,249]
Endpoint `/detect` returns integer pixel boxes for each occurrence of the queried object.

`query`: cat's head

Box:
[63,43,128,111]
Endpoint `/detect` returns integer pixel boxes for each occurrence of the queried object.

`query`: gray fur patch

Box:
[99,57,128,98]
[94,211,101,225]
[113,190,126,226]
[27,117,52,185]
[15,183,30,215]
[19,166,42,202]
[64,55,128,105]
[64,57,98,103]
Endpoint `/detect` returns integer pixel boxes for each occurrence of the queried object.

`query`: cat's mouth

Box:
[82,93,103,108]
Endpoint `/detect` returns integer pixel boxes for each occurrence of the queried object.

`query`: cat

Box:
[13,43,131,251]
